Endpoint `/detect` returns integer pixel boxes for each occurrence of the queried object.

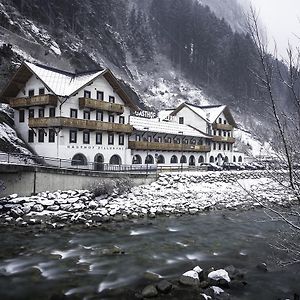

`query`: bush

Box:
[88,178,133,197]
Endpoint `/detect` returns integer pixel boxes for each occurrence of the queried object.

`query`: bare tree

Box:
[245,7,300,266]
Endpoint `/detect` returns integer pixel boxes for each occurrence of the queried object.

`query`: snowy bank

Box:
[0,170,298,227]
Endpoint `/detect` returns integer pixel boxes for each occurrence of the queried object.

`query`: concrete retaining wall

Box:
[0,165,156,196]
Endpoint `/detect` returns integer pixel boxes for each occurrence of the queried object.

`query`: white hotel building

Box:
[0,62,243,169]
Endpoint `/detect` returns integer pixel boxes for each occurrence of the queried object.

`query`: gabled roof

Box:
[170,102,209,122]
[130,116,212,138]
[200,105,237,127]
[0,61,139,111]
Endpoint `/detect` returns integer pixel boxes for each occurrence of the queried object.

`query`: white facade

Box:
[1,62,244,169]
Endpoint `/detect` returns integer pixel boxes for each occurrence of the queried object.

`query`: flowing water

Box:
[0,210,299,300]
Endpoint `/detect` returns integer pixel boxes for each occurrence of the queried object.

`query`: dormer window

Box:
[179,117,184,124]
[28,89,34,97]
[109,96,115,103]
[84,90,91,98]
[39,88,45,95]
[97,91,104,100]
[218,117,222,123]
[224,119,227,124]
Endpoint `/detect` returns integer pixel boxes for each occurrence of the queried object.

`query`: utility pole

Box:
[144,127,149,176]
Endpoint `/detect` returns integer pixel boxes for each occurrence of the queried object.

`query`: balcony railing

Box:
[129,141,211,152]
[79,97,124,114]
[9,94,58,108]
[29,117,133,133]
[212,123,233,131]
[212,136,235,143]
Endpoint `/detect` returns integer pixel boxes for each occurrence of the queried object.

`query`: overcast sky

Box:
[248,0,300,59]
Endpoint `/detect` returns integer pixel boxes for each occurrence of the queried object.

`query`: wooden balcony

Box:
[212,136,235,143]
[129,141,211,152]
[9,94,58,108]
[79,97,124,114]
[29,117,133,133]
[212,123,233,131]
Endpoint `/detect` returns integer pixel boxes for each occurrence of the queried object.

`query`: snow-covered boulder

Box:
[208,269,231,283]
[179,270,199,286]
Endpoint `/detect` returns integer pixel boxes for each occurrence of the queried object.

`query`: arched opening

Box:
[109,155,122,165]
[170,155,178,164]
[233,156,236,162]
[198,155,204,163]
[224,156,229,163]
[145,155,154,164]
[132,154,142,164]
[209,156,214,163]
[189,155,195,166]
[71,153,87,166]
[94,153,104,171]
[180,155,187,164]
[238,156,243,163]
[157,155,165,164]
[216,153,223,166]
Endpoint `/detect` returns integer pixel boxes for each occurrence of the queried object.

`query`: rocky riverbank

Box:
[0,170,298,227]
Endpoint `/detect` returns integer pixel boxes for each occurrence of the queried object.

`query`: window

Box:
[227,144,231,151]
[96,110,103,121]
[213,142,216,150]
[49,107,56,117]
[218,143,221,150]
[179,117,184,124]
[28,89,34,97]
[136,134,141,141]
[219,117,222,123]
[29,109,34,118]
[70,130,77,143]
[38,129,44,143]
[223,131,226,137]
[108,133,114,145]
[108,114,114,123]
[83,110,90,120]
[70,109,78,118]
[39,108,45,118]
[224,120,227,124]
[119,134,124,145]
[228,132,231,137]
[223,144,226,151]
[158,136,162,143]
[109,96,115,103]
[39,88,45,95]
[218,130,222,136]
[83,131,90,144]
[84,90,91,98]
[49,129,55,143]
[97,91,104,100]
[28,130,34,143]
[213,130,216,136]
[96,132,102,144]
[19,110,25,123]
[119,116,125,124]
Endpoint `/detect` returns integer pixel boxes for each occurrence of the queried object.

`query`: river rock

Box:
[32,204,44,212]
[9,193,18,199]
[142,285,158,298]
[88,200,98,209]
[156,280,172,293]
[47,205,60,211]
[256,262,268,272]
[208,269,230,283]
[11,207,24,218]
[179,270,199,286]
[144,271,161,281]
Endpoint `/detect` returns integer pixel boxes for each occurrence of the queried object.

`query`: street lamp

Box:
[179,131,183,172]
[144,127,149,176]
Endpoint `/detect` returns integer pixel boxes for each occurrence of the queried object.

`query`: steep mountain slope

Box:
[0,0,280,156]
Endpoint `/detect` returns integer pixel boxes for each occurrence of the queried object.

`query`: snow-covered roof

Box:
[200,105,226,123]
[157,109,174,120]
[185,103,210,122]
[25,62,105,97]
[130,116,210,138]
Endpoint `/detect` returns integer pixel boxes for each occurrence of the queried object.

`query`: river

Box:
[0,210,299,300]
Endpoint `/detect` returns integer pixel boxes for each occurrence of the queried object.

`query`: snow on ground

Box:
[1,170,297,226]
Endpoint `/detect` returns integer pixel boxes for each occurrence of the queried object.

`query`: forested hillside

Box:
[0,0,292,146]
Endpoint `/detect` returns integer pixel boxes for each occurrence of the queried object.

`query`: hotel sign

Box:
[133,110,157,119]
